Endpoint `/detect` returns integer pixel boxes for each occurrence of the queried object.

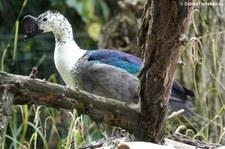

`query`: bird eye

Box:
[43,18,47,21]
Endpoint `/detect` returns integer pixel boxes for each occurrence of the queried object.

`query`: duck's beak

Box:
[22,15,43,40]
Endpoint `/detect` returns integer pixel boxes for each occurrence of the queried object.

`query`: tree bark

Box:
[138,0,195,141]
[0,85,14,149]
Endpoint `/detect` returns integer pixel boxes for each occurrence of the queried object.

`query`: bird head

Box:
[22,10,65,40]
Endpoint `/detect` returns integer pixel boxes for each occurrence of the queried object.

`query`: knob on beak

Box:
[22,15,43,40]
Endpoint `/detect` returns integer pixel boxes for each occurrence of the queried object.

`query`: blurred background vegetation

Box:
[0,0,225,148]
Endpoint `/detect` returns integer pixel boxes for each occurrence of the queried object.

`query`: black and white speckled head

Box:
[38,11,64,32]
[22,10,73,42]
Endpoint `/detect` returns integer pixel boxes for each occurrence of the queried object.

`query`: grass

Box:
[167,7,225,144]
[3,105,102,149]
[0,0,28,71]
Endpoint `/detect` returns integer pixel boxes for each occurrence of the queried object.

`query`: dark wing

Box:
[85,49,142,75]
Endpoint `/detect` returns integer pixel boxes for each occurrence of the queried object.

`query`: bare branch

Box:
[0,72,141,134]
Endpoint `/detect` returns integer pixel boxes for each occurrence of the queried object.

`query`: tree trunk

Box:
[137,0,195,141]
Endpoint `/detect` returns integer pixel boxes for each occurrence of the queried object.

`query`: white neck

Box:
[54,39,86,87]
[53,22,74,44]
[43,12,87,86]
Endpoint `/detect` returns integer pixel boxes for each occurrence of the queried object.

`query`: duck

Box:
[22,10,195,117]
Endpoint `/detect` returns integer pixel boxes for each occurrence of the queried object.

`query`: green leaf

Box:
[87,22,101,41]
[96,0,109,21]
[65,0,97,23]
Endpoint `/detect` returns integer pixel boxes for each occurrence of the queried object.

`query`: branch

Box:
[0,72,141,134]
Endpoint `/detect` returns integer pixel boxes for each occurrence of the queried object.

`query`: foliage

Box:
[167,2,225,144]
[65,0,109,40]
[65,0,109,23]
[4,106,102,149]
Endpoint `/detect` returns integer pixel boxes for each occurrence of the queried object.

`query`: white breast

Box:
[54,40,86,87]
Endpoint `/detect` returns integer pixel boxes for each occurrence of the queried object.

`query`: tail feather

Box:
[169,80,195,117]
